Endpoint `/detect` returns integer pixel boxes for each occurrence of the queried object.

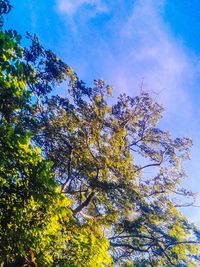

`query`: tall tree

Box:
[0,2,112,266]
[23,32,200,266]
[34,74,200,265]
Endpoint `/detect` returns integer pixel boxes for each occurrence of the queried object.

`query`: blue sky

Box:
[6,0,200,224]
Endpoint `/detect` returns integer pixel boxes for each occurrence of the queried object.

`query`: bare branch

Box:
[73,191,96,215]
[61,148,73,192]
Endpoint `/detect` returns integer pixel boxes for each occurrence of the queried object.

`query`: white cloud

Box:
[77,0,200,223]
[103,0,197,118]
[56,0,107,15]
[55,0,200,225]
[105,0,200,224]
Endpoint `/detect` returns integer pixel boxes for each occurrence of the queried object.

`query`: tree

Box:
[0,3,112,266]
[0,1,200,266]
[34,74,200,265]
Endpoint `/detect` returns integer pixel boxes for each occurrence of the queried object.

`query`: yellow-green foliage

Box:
[0,29,112,266]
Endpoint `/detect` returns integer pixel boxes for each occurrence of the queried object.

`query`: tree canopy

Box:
[0,1,200,266]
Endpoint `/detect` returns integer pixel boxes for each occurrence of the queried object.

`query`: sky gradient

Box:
[6,0,200,224]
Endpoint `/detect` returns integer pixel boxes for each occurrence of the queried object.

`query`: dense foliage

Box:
[0,10,112,267]
[0,1,200,266]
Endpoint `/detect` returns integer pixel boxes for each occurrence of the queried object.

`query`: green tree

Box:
[35,76,200,266]
[0,2,112,266]
[23,30,200,266]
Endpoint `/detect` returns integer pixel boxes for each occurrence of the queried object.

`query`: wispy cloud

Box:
[105,0,200,224]
[55,0,200,223]
[55,0,200,132]
[56,0,108,16]
[55,0,199,133]
[104,0,197,117]
[107,0,200,204]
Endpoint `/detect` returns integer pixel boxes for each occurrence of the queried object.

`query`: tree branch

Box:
[73,191,95,215]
